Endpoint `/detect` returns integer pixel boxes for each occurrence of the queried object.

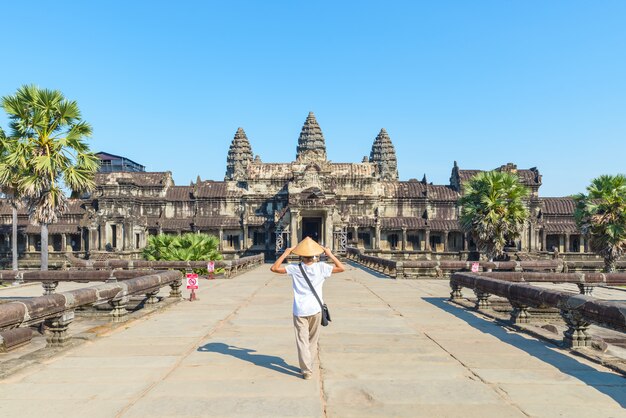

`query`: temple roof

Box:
[225,128,254,181]
[296,112,327,163]
[543,221,579,233]
[386,182,460,200]
[541,197,576,215]
[369,128,399,180]
[194,181,239,198]
[166,186,194,201]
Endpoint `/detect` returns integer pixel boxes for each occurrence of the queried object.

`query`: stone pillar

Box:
[124,222,134,250]
[89,227,99,251]
[45,311,75,347]
[510,302,530,324]
[401,228,407,251]
[561,309,591,348]
[424,229,431,251]
[218,228,224,251]
[353,226,359,247]
[542,230,547,252]
[290,210,299,246]
[264,223,270,252]
[463,233,469,251]
[565,233,570,253]
[61,234,67,252]
[242,224,248,250]
[324,211,332,248]
[375,225,381,250]
[443,231,449,252]
[42,281,59,295]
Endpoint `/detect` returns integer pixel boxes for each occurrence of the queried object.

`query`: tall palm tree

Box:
[1,85,99,270]
[574,174,626,272]
[0,128,26,270]
[459,171,530,261]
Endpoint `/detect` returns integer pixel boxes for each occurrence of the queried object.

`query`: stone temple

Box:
[0,112,584,265]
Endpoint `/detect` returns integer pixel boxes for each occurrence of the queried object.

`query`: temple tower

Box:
[369,128,399,180]
[296,112,327,163]
[225,127,253,181]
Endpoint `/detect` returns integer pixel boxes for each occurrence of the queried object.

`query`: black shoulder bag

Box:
[299,263,331,326]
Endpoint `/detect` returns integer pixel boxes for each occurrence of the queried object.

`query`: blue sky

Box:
[1,1,625,196]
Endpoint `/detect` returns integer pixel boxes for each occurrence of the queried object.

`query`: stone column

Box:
[324,211,332,248]
[401,228,407,251]
[463,232,469,251]
[242,224,248,250]
[424,229,431,251]
[124,222,134,250]
[443,231,449,252]
[375,225,381,250]
[218,228,224,251]
[542,230,547,252]
[353,226,359,248]
[565,233,570,253]
[89,227,99,251]
[290,210,299,245]
[61,234,67,252]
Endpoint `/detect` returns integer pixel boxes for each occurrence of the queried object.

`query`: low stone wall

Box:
[65,253,265,279]
[346,247,626,279]
[0,270,182,351]
[449,272,626,349]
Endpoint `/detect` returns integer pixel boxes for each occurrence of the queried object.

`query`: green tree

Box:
[143,233,222,262]
[0,127,26,270]
[0,85,99,270]
[574,174,626,272]
[459,171,530,261]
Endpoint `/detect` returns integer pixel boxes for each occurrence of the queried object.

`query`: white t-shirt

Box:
[285,262,333,317]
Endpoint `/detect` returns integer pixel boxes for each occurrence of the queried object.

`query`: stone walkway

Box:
[0,263,625,417]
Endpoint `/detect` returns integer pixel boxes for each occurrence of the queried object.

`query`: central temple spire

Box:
[296,112,327,163]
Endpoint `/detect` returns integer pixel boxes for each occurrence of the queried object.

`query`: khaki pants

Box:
[293,312,322,374]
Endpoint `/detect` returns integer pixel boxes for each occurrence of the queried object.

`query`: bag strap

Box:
[299,263,324,310]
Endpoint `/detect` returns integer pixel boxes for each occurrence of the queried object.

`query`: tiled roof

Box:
[379,218,461,230]
[386,182,459,200]
[194,181,234,198]
[166,186,193,201]
[381,217,426,228]
[160,218,193,231]
[194,217,240,228]
[543,222,579,233]
[457,167,540,186]
[541,197,576,215]
[22,224,81,234]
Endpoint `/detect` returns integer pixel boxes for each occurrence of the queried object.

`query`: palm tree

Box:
[574,174,626,273]
[0,128,26,270]
[1,85,99,270]
[458,171,530,261]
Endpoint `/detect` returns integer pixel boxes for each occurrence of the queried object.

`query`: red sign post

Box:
[186,273,199,301]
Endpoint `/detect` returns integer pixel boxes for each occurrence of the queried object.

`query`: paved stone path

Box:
[1,263,625,417]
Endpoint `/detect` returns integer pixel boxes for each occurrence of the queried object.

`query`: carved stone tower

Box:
[296,112,327,163]
[225,127,253,181]
[369,128,398,180]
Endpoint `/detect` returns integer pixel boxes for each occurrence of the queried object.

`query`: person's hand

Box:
[286,246,296,254]
[324,247,333,256]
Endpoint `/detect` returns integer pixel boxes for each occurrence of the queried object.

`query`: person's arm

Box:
[324,247,345,273]
[270,246,296,274]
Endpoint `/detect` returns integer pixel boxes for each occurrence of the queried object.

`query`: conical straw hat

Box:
[292,237,324,257]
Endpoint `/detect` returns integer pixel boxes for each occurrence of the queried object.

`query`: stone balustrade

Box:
[0,270,182,351]
[449,272,626,349]
[346,247,564,278]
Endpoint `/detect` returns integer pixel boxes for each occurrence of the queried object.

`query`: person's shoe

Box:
[302,372,313,380]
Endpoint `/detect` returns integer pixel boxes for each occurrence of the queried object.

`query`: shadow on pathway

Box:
[425,297,626,408]
[198,342,301,377]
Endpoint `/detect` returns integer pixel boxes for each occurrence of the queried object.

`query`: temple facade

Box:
[0,112,586,264]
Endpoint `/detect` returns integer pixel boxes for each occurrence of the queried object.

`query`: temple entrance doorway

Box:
[302,217,322,243]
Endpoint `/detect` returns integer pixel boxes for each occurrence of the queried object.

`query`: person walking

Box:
[270,237,345,379]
